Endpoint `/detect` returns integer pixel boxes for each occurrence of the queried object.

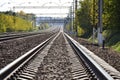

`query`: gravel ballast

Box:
[0,33,54,69]
[35,33,73,80]
[74,37,120,72]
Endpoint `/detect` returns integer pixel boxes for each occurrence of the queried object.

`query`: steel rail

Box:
[0,32,42,38]
[0,30,57,42]
[0,34,56,80]
[0,32,44,42]
[64,33,114,80]
[0,27,59,42]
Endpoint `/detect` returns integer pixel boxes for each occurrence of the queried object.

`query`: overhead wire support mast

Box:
[75,0,78,36]
[72,1,75,34]
[98,0,103,46]
[98,0,103,33]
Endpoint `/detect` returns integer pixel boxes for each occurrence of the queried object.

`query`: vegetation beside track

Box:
[0,12,34,32]
[66,0,120,52]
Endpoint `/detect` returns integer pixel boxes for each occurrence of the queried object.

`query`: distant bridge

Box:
[36,17,66,23]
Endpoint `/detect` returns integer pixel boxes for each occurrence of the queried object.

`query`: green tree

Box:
[75,0,92,38]
[0,13,33,33]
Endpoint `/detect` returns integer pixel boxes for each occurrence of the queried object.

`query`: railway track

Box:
[0,28,120,80]
[0,32,43,42]
[0,26,58,42]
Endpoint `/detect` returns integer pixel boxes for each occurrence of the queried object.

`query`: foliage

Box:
[38,23,50,30]
[66,23,71,31]
[77,25,85,36]
[75,0,92,38]
[102,0,120,48]
[113,42,120,52]
[75,0,120,52]
[0,13,33,33]
[76,0,120,36]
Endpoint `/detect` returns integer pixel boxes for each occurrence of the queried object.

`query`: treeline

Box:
[0,11,35,33]
[75,0,92,38]
[38,23,49,30]
[75,0,120,51]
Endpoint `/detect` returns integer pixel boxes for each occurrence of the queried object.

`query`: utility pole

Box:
[75,0,78,36]
[70,6,73,33]
[98,0,103,46]
[72,1,75,34]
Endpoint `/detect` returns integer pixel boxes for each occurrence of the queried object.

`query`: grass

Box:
[112,42,120,52]
[103,30,120,52]
[88,29,120,53]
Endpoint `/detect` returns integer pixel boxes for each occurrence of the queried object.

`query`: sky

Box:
[0,0,74,17]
